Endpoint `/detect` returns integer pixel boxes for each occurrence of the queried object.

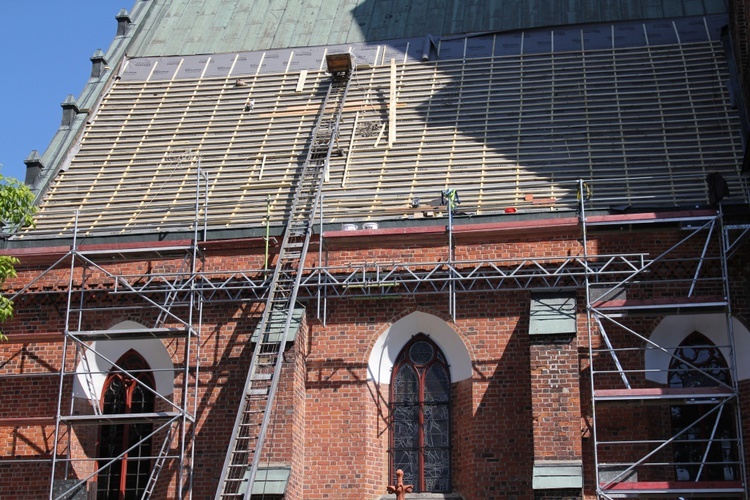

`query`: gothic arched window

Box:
[390,334,451,492]
[669,332,737,482]
[98,350,155,500]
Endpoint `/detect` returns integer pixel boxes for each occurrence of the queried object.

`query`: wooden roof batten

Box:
[11,16,744,244]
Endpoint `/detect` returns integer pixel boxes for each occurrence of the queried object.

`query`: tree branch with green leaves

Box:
[0,174,37,340]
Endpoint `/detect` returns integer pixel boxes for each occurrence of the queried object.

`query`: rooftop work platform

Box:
[16,14,745,242]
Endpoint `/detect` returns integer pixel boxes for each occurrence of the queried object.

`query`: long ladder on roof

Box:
[215,57,354,500]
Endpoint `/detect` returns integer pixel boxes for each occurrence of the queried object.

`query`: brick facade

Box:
[0,0,747,498]
[1,217,747,499]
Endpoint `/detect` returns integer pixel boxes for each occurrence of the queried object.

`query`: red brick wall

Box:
[530,333,582,462]
[0,221,745,499]
[285,316,308,499]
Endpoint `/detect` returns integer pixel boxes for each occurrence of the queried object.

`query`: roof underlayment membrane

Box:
[17,13,746,242]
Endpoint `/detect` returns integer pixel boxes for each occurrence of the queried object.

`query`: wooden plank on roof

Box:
[27,35,742,236]
[389,58,397,147]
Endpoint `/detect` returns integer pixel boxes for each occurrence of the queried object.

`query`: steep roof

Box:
[13,1,745,244]
[15,14,743,242]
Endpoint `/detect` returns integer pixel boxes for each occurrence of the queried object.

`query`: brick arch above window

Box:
[367,311,472,383]
[646,313,750,384]
[73,320,175,400]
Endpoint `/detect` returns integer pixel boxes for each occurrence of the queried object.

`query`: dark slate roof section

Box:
[125,0,728,57]
[15,14,744,242]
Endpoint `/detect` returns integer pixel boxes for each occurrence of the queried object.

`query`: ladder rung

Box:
[260,322,286,329]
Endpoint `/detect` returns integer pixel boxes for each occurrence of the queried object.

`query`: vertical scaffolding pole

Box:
[448,204,455,321]
[719,205,749,496]
[265,195,271,270]
[317,193,326,325]
[579,180,603,497]
[443,188,458,322]
[49,211,80,500]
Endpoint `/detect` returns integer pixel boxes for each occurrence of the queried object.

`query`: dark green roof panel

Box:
[127,0,728,57]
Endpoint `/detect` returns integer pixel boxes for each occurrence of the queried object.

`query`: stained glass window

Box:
[390,335,451,492]
[98,350,155,500]
[669,332,737,482]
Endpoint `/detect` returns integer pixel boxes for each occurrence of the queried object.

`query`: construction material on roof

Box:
[20,15,744,241]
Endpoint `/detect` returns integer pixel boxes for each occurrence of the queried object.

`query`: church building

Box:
[2,1,750,499]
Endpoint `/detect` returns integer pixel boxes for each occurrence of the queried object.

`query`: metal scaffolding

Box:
[581,182,749,499]
[0,158,207,500]
[1,171,749,499]
[0,16,746,498]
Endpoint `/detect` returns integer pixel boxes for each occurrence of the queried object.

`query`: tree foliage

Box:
[0,174,37,340]
[0,174,36,228]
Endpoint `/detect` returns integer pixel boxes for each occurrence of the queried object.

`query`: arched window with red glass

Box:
[97,350,155,500]
[390,334,451,492]
[669,331,738,482]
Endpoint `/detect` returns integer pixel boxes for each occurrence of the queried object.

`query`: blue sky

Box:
[0,1,129,182]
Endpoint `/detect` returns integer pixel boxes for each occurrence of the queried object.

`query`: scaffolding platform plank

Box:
[0,416,56,427]
[603,480,744,495]
[2,333,64,343]
[591,296,727,311]
[71,327,191,340]
[60,412,183,426]
[79,244,194,262]
[594,386,734,402]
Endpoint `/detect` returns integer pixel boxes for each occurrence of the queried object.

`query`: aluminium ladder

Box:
[216,58,354,499]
